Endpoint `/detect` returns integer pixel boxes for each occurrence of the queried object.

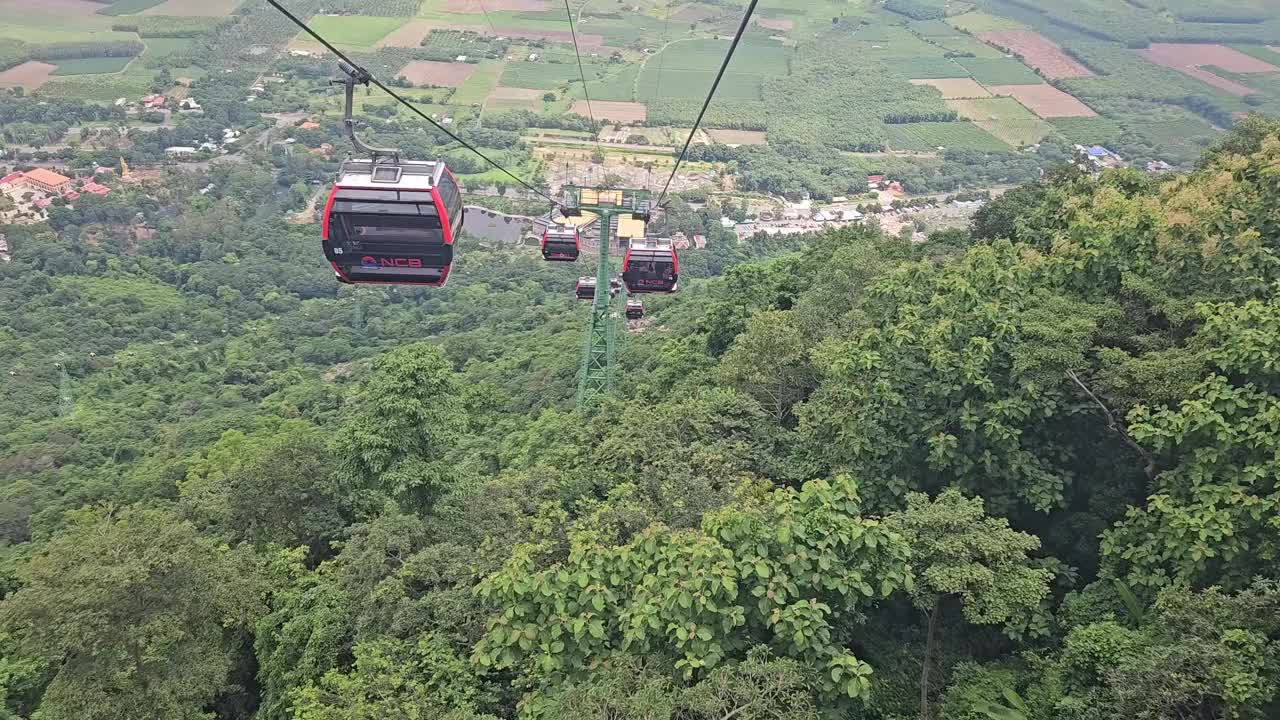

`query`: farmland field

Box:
[910,78,992,99]
[398,60,478,87]
[451,61,504,104]
[882,122,1010,152]
[947,11,1025,33]
[946,97,1053,146]
[0,61,58,91]
[1138,43,1280,97]
[484,86,542,112]
[706,129,768,145]
[139,0,242,14]
[96,0,167,14]
[573,100,646,123]
[501,61,588,90]
[51,56,134,75]
[956,57,1043,85]
[897,57,969,80]
[977,30,1094,79]
[1050,116,1123,145]
[300,16,407,49]
[989,84,1098,118]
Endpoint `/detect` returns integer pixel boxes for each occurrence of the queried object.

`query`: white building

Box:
[165,146,196,156]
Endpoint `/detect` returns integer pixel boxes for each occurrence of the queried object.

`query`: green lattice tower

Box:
[565,186,652,407]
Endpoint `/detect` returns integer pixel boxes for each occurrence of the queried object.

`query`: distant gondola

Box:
[622,237,678,294]
[575,276,597,300]
[322,159,464,287]
[541,225,580,262]
[625,297,645,320]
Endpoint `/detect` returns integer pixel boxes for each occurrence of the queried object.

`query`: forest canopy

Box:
[4,111,1280,720]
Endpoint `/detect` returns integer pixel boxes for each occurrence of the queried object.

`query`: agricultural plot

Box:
[894,57,968,79]
[573,100,646,123]
[956,57,1043,85]
[882,122,1009,152]
[933,35,1005,59]
[97,0,167,14]
[989,84,1097,118]
[140,0,241,15]
[910,78,992,99]
[446,0,548,11]
[1050,116,1123,146]
[1138,43,1279,98]
[945,97,1053,146]
[908,19,961,37]
[51,56,134,75]
[0,61,58,91]
[450,60,503,104]
[0,0,138,43]
[500,61,585,90]
[300,16,407,49]
[637,69,763,101]
[484,86,542,112]
[947,11,1024,33]
[398,60,478,87]
[706,129,768,145]
[977,30,1094,79]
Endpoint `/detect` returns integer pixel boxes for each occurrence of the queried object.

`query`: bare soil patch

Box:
[1142,43,1279,73]
[142,0,242,16]
[447,0,547,10]
[1138,43,1278,97]
[910,78,992,99]
[0,61,58,91]
[983,84,1095,118]
[988,84,1097,117]
[977,31,1093,79]
[377,20,455,48]
[573,100,646,123]
[755,17,793,32]
[488,86,541,100]
[498,27,604,47]
[397,60,478,87]
[706,129,767,145]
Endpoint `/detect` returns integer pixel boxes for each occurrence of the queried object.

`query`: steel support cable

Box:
[656,0,759,207]
[264,0,558,206]
[476,0,499,36]
[655,0,673,104]
[561,0,605,159]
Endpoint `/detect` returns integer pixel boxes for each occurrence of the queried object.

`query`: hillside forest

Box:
[3,101,1280,720]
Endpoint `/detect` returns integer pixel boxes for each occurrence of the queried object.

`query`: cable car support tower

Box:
[562,185,652,407]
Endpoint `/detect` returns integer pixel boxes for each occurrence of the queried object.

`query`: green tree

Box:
[716,310,813,424]
[885,490,1052,720]
[474,475,912,704]
[0,507,262,720]
[340,343,464,512]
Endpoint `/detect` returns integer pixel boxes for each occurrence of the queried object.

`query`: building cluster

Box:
[165,128,242,157]
[1075,144,1125,171]
[0,168,113,224]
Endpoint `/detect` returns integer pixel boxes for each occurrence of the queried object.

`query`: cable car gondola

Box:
[322,159,464,287]
[541,225,580,262]
[622,237,678,294]
[625,297,645,320]
[575,276,597,300]
[321,61,464,287]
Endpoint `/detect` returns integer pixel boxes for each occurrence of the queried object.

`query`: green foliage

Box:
[110,17,230,38]
[0,507,263,720]
[887,490,1052,625]
[339,343,464,513]
[474,475,910,702]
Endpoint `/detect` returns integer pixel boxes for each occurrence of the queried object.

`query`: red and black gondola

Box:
[541,225,580,262]
[622,237,678,294]
[322,159,464,287]
[575,276,597,300]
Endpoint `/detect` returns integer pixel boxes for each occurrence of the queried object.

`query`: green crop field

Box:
[51,56,135,75]
[947,97,1053,146]
[637,68,763,101]
[883,121,1011,151]
[896,57,969,79]
[96,0,167,15]
[38,71,154,103]
[908,19,961,37]
[451,60,504,105]
[933,35,1006,58]
[957,57,1044,85]
[947,11,1026,33]
[1050,116,1124,145]
[302,16,407,49]
[500,62,586,90]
